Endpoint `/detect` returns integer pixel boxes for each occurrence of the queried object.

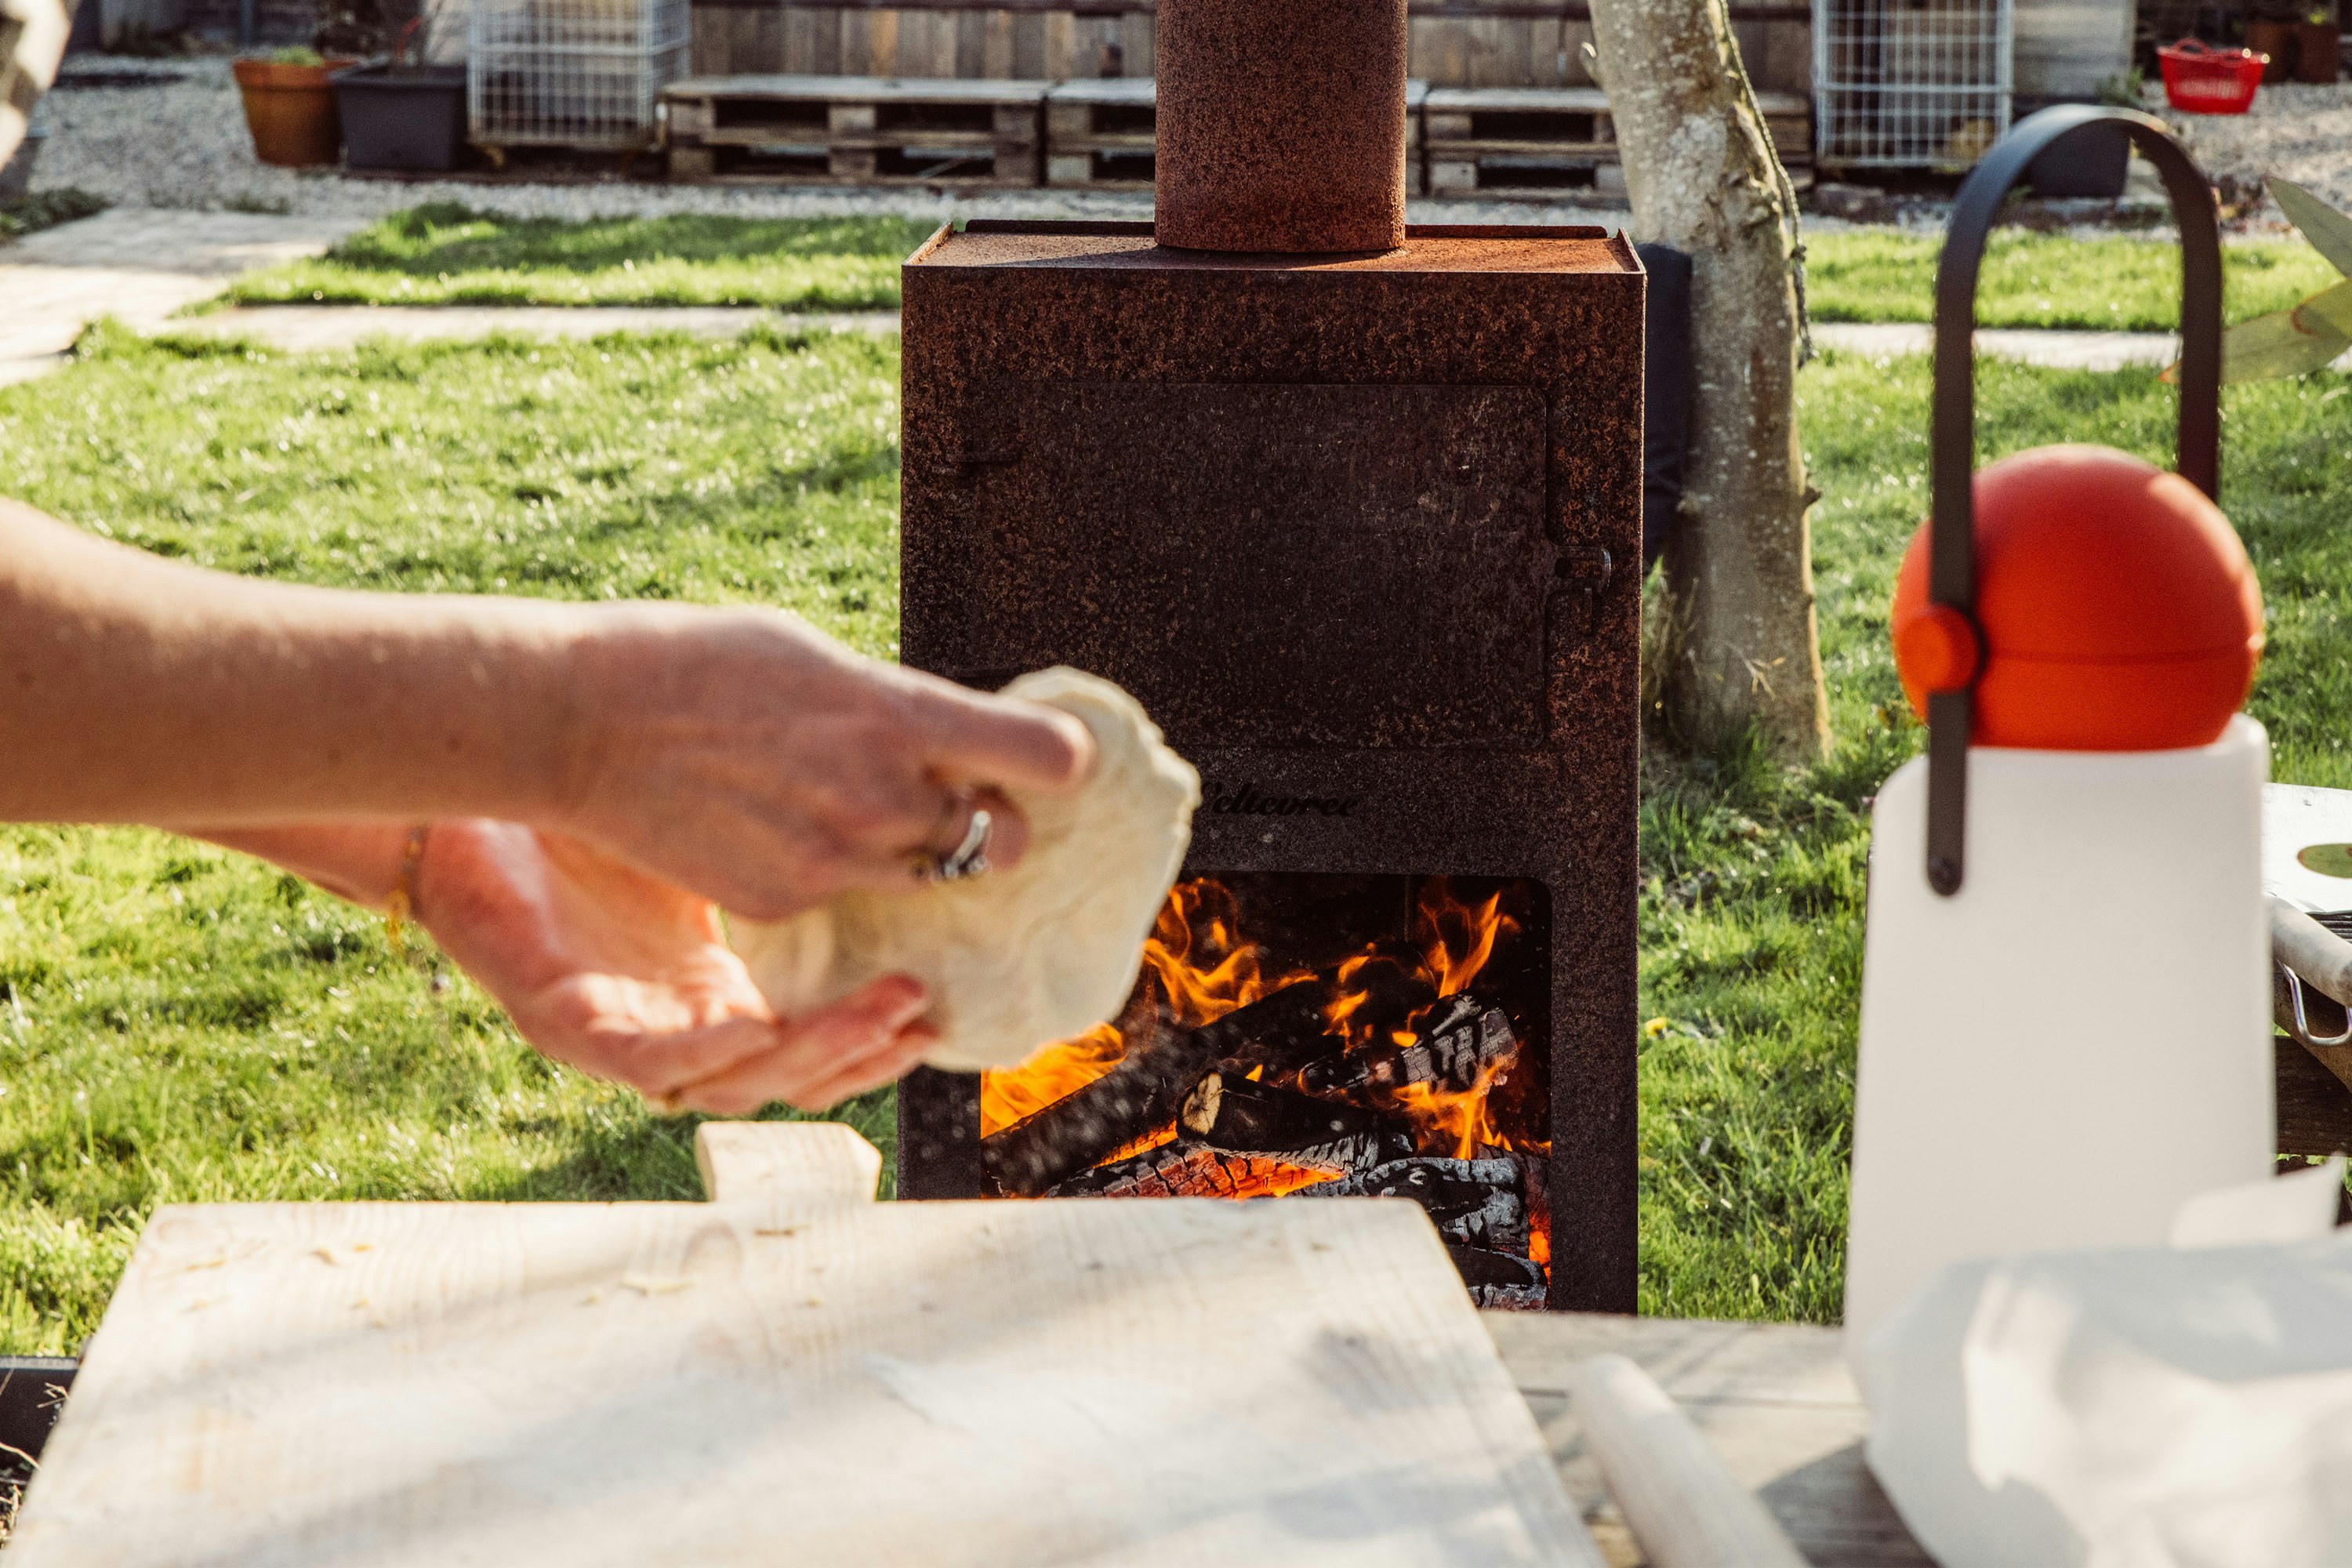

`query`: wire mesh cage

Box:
[467,0,689,153]
[1813,0,2014,169]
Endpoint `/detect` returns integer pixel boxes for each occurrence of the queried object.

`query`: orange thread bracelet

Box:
[384,824,430,953]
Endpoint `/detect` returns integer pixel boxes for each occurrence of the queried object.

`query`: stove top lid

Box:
[907,222,1644,277]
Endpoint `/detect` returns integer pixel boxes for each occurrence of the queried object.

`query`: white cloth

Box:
[1862,1161,2352,1568]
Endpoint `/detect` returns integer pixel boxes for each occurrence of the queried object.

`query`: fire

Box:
[982,877,1543,1167]
[1416,887,1514,1000]
[978,880,1307,1138]
[1388,1065,1512,1161]
[1304,883,1529,1162]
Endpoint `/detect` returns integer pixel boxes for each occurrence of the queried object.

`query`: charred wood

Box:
[1446,1242,1546,1293]
[981,980,1334,1196]
[1294,1156,1530,1254]
[1470,1282,1548,1311]
[1298,995,1517,1099]
[1179,1074,1388,1154]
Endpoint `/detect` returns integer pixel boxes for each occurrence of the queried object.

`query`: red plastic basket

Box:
[2158,39,2268,114]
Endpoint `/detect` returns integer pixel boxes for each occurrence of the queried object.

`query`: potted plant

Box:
[333,17,469,172]
[2297,2,2341,82]
[232,46,360,167]
[2027,70,2139,199]
[2247,2,2299,82]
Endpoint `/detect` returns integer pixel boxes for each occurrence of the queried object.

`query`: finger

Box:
[906,679,1097,795]
[680,1019,936,1117]
[531,1001,786,1102]
[797,792,1033,905]
[909,786,1031,868]
[965,786,1031,869]
[796,1021,941,1109]
[667,975,929,1113]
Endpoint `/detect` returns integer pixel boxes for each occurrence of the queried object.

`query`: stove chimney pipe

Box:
[1154,0,1410,253]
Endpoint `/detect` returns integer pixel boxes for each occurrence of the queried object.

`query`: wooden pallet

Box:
[1423,85,1809,199]
[678,2,1815,98]
[1043,75,1156,188]
[1043,77,1432,192]
[665,74,1047,186]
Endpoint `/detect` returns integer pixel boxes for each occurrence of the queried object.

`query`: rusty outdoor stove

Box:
[892,0,1643,1312]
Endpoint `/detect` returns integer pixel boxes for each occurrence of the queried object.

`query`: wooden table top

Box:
[1483,1312,1932,1568]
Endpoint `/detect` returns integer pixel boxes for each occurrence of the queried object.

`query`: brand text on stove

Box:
[1205,782,1363,818]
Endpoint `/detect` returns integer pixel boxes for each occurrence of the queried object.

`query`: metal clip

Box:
[2280,964,2352,1051]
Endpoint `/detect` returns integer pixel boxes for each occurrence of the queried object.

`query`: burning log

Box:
[1294,1156,1530,1254]
[1298,995,1517,1099]
[982,980,1335,1197]
[1051,1139,1360,1200]
[1179,1073,1388,1153]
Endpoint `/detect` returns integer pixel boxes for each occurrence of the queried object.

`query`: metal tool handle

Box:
[2281,966,2352,1051]
[1925,105,2225,896]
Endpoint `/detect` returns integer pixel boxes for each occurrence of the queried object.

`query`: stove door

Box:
[914,380,1555,750]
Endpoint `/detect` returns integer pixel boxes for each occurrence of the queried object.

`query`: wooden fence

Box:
[688,1,1814,95]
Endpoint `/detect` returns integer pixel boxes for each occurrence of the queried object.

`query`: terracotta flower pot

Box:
[232,56,360,168]
[2296,20,2342,81]
[2245,19,2296,81]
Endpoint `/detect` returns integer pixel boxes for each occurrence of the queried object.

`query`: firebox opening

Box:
[977,873,1554,1308]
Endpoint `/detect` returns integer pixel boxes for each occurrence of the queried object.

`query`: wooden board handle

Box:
[1566,1352,1809,1568]
[695,1121,884,1206]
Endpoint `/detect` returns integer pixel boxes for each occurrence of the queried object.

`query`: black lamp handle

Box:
[1924,105,2225,897]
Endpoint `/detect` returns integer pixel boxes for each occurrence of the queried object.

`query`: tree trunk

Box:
[2,0,72,171]
[1589,0,1828,759]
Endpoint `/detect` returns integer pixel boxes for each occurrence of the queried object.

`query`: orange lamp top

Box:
[1891,444,2263,751]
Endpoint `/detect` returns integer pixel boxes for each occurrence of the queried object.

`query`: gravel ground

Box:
[2154,81,2352,226]
[29,55,1633,228]
[31,53,2348,235]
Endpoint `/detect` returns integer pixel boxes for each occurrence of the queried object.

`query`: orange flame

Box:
[978,882,1308,1138]
[981,878,1543,1169]
[1417,887,1514,1000]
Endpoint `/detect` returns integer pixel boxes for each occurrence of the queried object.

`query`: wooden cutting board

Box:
[8,1123,1602,1567]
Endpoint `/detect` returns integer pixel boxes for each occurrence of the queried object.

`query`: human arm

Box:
[0,498,1092,917]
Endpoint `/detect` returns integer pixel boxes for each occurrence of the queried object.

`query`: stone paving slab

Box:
[164,311,2218,370]
[0,207,364,379]
[157,305,900,350]
[1813,319,2352,372]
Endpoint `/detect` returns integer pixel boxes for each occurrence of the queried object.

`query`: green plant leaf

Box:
[2216,278,2352,383]
[2271,180,2352,281]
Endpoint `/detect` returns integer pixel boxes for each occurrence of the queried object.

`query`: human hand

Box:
[557,608,1094,920]
[415,818,939,1113]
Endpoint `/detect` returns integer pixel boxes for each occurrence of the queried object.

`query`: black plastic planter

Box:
[333,64,469,173]
[0,1356,75,1478]
[2026,118,2130,199]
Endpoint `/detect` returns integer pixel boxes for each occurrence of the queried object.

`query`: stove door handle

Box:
[1552,544,1615,637]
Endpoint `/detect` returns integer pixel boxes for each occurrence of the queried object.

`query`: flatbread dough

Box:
[730,667,1200,1072]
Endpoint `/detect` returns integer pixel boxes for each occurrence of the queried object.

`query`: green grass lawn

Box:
[218,205,2343,332]
[1,314,2347,1348]
[220,205,940,310]
[0,322,904,1352]
[0,190,108,245]
[1804,228,2340,330]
